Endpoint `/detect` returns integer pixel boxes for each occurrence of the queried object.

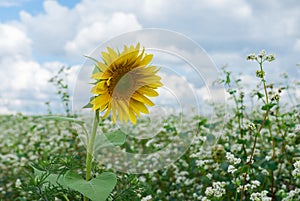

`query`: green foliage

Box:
[64,171,117,201]
[1,52,300,201]
[48,66,72,116]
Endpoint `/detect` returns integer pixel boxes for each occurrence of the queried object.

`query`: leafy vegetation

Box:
[0,52,299,200]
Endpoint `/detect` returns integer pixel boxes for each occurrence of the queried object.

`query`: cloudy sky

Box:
[0,0,299,115]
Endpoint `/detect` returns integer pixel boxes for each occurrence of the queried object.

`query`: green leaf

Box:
[41,116,85,126]
[33,167,66,188]
[94,130,126,151]
[261,103,276,111]
[225,73,231,84]
[83,96,96,109]
[256,92,264,99]
[197,118,207,127]
[84,55,99,64]
[253,119,270,128]
[268,161,278,171]
[64,171,117,201]
[237,139,247,144]
[238,165,249,174]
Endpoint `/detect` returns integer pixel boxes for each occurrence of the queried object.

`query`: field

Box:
[1,54,300,201]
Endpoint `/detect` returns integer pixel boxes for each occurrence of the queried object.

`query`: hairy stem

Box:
[84,110,99,201]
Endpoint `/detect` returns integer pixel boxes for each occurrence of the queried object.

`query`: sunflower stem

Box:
[84,110,99,201]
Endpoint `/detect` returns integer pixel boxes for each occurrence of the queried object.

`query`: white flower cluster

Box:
[292,160,300,177]
[201,196,210,201]
[226,152,241,164]
[250,190,271,201]
[205,182,226,198]
[141,195,152,201]
[228,165,237,174]
[282,188,300,201]
[237,180,261,192]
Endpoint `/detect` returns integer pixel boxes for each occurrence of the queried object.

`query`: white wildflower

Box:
[205,182,226,198]
[250,190,271,201]
[251,180,261,188]
[226,152,241,164]
[228,165,237,174]
[15,179,22,188]
[141,195,152,201]
[292,160,300,177]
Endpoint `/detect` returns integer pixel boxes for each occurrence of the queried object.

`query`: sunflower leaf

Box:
[83,96,96,109]
[94,130,126,151]
[64,171,117,201]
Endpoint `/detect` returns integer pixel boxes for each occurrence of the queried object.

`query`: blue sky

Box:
[0,0,299,114]
[0,0,79,21]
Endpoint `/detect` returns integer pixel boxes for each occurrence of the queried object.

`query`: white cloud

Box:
[17,1,142,62]
[0,22,72,114]
[0,24,31,58]
[294,39,300,52]
[65,12,141,57]
[19,1,79,56]
[1,0,300,115]
[199,0,252,19]
[0,57,61,112]
[0,0,27,7]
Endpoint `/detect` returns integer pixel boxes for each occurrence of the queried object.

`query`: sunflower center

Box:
[109,69,137,100]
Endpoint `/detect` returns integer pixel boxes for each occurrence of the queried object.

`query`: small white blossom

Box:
[205,187,214,197]
[251,180,261,188]
[282,188,300,201]
[139,176,146,182]
[226,152,241,164]
[141,195,152,201]
[15,179,22,188]
[261,169,269,176]
[201,197,210,201]
[250,190,271,201]
[228,165,237,174]
[292,160,300,177]
[205,182,226,198]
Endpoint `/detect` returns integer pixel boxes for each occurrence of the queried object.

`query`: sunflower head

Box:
[90,43,162,124]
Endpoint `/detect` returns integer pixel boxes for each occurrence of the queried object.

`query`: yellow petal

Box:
[91,81,107,94]
[135,43,140,51]
[147,82,163,88]
[137,86,159,97]
[129,102,141,117]
[91,72,103,79]
[116,101,124,122]
[130,99,149,114]
[102,104,111,119]
[111,100,117,123]
[91,85,102,94]
[91,93,110,110]
[139,54,153,67]
[107,47,118,60]
[119,100,130,122]
[129,110,137,124]
[132,92,154,106]
[101,52,112,65]
[97,62,107,72]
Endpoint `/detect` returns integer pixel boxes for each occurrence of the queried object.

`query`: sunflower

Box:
[90,43,162,124]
